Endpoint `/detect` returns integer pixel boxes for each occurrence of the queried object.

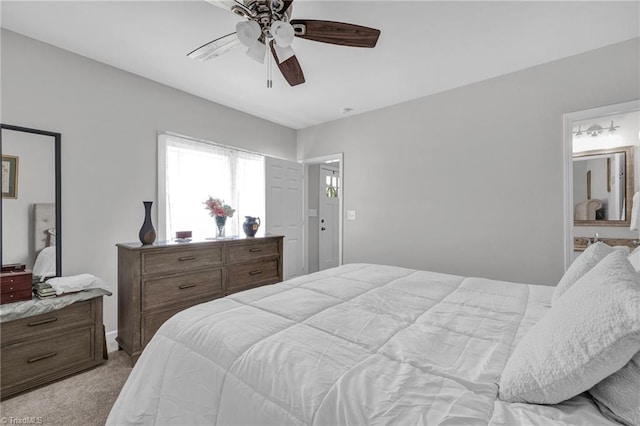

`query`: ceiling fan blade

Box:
[269,41,305,87]
[187,32,241,61]
[290,19,380,48]
[282,0,293,13]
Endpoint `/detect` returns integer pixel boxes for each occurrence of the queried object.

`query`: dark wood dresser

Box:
[0,294,106,399]
[116,236,284,358]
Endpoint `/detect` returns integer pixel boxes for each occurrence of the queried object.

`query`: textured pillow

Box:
[629,246,640,272]
[589,352,640,426]
[552,242,613,305]
[499,250,640,404]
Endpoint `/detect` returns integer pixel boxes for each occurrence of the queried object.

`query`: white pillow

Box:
[589,352,640,426]
[47,274,110,295]
[499,250,640,404]
[552,242,613,305]
[32,246,57,280]
[628,246,640,272]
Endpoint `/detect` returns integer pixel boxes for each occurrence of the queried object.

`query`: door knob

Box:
[321,227,326,231]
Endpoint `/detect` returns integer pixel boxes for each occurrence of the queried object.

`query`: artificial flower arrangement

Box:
[203,196,236,219]
[204,196,236,237]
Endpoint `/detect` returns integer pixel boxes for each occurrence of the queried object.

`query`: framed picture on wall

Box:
[2,155,19,199]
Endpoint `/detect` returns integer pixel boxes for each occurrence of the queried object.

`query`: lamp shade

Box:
[271,20,295,47]
[236,20,261,47]
[245,40,266,63]
[273,43,295,63]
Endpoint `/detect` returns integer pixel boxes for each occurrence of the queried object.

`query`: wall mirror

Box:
[573,145,634,226]
[1,124,61,280]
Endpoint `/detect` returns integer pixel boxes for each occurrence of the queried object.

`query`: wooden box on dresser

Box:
[116,235,283,359]
[0,294,106,400]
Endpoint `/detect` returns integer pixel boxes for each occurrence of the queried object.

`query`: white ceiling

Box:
[2,1,639,129]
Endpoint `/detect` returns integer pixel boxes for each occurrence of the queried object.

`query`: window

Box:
[158,133,265,241]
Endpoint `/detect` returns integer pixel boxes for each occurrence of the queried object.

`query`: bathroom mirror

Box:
[573,145,634,226]
[1,124,61,279]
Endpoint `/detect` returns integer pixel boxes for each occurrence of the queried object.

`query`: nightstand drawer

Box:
[142,246,223,276]
[142,269,223,311]
[1,300,93,345]
[1,327,94,388]
[227,240,279,264]
[227,258,280,293]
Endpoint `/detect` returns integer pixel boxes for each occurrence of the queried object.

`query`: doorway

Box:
[319,165,340,270]
[302,154,343,274]
[562,100,640,269]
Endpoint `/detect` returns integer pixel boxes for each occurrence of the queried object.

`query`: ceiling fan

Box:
[187,0,381,87]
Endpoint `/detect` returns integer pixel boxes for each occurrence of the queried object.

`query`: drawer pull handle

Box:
[178,256,196,261]
[249,248,262,253]
[28,352,57,363]
[178,284,197,290]
[28,317,58,327]
[249,270,263,276]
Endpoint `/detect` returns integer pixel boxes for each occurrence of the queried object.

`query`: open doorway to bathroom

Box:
[563,100,640,268]
[302,154,343,274]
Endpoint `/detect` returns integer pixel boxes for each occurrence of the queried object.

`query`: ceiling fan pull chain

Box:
[266,38,273,88]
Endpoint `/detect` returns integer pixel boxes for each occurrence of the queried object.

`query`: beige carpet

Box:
[0,350,132,426]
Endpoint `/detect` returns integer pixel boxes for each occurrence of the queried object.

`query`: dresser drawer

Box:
[227,258,280,293]
[1,300,93,345]
[1,327,94,389]
[1,273,32,293]
[142,302,201,347]
[142,246,223,276]
[227,240,279,264]
[0,289,33,305]
[142,269,223,311]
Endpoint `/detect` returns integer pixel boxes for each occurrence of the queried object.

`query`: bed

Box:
[107,257,639,425]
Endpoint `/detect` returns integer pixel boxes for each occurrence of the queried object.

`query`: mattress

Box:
[107,263,618,425]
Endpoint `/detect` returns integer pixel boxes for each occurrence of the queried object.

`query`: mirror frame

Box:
[573,145,634,227]
[0,123,62,277]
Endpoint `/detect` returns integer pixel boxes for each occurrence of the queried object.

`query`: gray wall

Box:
[298,38,640,286]
[1,30,297,333]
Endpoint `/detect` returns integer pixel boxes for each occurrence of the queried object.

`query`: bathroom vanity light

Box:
[574,120,620,137]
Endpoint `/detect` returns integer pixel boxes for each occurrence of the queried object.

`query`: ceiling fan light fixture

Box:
[236,20,261,47]
[245,40,266,63]
[271,20,295,47]
[273,43,295,63]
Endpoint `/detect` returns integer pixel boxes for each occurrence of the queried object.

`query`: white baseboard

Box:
[106,330,119,353]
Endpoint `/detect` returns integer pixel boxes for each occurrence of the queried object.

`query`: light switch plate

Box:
[347,210,356,220]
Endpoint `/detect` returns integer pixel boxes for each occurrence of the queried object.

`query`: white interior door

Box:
[265,157,304,279]
[319,166,339,270]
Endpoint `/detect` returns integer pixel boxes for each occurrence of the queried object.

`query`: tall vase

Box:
[215,216,227,239]
[139,201,156,245]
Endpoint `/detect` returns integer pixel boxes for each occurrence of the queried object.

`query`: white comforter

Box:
[107,264,617,425]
